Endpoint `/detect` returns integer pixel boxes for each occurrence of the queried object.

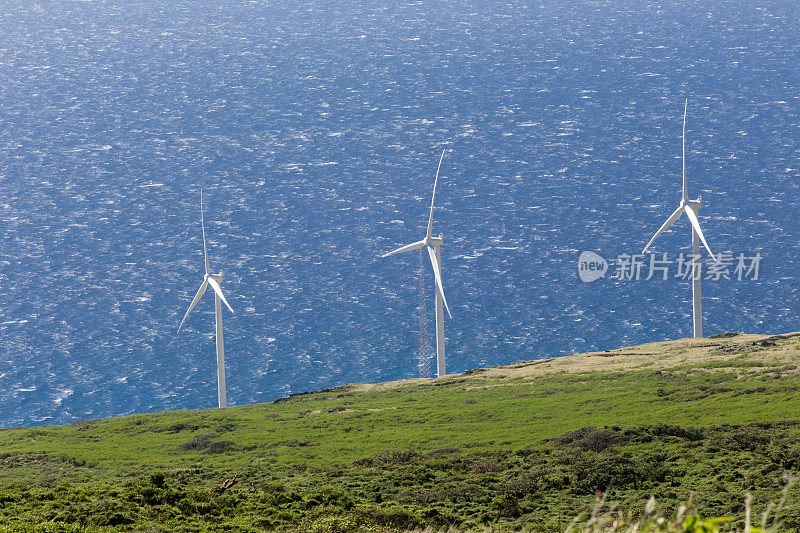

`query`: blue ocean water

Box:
[0,0,798,428]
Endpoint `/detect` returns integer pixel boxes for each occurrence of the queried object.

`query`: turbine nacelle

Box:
[426,234,443,247]
[205,271,224,283]
[680,197,701,211]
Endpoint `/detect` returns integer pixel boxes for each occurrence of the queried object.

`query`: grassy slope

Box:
[2,332,800,531]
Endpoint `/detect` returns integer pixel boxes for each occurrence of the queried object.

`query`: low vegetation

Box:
[1,333,800,531]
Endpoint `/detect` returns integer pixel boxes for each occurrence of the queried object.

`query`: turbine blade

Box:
[427,246,452,319]
[177,279,208,333]
[642,204,684,254]
[426,149,446,240]
[381,239,425,258]
[682,99,688,202]
[684,205,716,262]
[201,190,210,275]
[207,276,234,313]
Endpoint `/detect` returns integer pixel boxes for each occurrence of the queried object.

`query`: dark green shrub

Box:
[204,440,235,454]
[148,471,166,488]
[179,432,217,451]
[555,427,622,452]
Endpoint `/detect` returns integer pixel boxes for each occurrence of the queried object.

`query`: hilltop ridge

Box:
[348,331,800,392]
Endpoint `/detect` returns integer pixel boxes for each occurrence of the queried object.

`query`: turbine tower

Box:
[383,149,452,377]
[417,235,434,379]
[178,190,235,408]
[642,100,717,338]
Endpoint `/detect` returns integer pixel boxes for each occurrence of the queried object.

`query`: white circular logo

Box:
[578,251,608,282]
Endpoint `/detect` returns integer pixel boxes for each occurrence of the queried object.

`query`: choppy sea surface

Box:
[0,0,798,428]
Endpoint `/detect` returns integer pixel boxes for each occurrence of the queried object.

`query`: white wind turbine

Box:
[177,191,235,408]
[382,149,452,378]
[642,100,717,338]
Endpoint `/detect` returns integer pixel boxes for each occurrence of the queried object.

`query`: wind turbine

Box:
[382,149,453,378]
[642,100,717,338]
[177,191,235,408]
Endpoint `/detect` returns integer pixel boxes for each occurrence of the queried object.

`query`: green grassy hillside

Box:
[2,332,800,531]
